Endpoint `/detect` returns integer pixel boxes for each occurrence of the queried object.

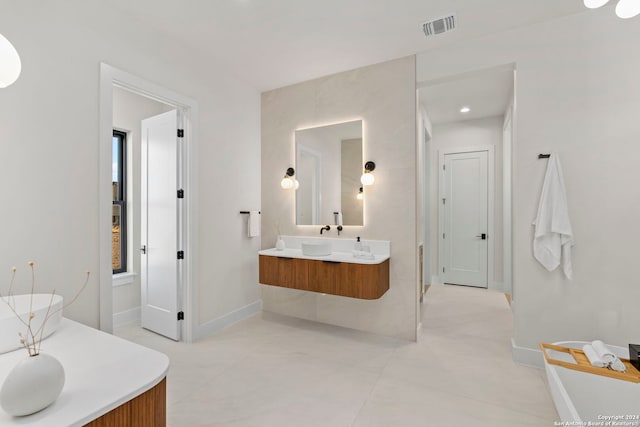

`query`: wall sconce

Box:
[584,0,640,19]
[280,167,298,189]
[0,33,22,88]
[356,187,364,200]
[360,161,376,186]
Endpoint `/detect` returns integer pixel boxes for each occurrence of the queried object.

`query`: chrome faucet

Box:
[320,225,331,235]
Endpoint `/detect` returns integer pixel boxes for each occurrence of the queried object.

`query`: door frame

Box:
[99,63,198,343]
[502,105,513,300]
[437,145,495,288]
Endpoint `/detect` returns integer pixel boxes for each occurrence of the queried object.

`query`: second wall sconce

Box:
[356,187,364,200]
[360,161,376,186]
[281,167,299,189]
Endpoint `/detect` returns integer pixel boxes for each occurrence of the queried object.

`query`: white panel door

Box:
[442,151,488,288]
[141,109,180,340]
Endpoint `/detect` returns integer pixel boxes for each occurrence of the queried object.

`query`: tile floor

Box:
[115,284,559,426]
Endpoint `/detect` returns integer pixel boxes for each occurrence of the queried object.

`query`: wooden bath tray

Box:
[541,343,640,383]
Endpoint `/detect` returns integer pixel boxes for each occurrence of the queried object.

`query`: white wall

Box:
[112,87,171,318]
[0,1,261,335]
[417,8,640,351]
[429,116,504,289]
[261,56,417,341]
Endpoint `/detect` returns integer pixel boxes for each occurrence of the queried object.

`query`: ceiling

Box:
[419,66,514,125]
[108,0,584,91]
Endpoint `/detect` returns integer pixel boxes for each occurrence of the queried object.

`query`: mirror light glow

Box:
[295,120,363,226]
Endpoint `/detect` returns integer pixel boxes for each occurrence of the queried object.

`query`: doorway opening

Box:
[417,64,515,322]
[99,64,198,343]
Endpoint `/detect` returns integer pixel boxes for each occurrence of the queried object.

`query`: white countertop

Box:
[259,248,389,265]
[0,318,169,426]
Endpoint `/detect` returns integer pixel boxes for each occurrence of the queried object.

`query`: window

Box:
[112,130,127,274]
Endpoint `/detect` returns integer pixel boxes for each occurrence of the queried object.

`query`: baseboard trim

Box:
[196,300,263,340]
[113,306,141,327]
[511,338,544,368]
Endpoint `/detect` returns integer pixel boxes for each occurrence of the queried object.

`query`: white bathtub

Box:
[0,294,63,354]
[544,341,640,423]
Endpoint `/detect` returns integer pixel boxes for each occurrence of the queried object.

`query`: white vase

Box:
[0,352,65,416]
[275,236,285,250]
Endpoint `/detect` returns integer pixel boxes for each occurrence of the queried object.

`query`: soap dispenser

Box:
[354,236,362,251]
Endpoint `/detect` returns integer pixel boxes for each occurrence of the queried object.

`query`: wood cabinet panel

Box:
[308,261,338,294]
[334,260,390,299]
[84,378,166,427]
[260,255,389,300]
[259,255,279,285]
[259,255,308,290]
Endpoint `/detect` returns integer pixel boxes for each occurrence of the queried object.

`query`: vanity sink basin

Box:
[301,241,332,256]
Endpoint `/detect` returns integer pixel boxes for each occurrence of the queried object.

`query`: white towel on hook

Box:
[335,212,343,226]
[533,153,574,279]
[248,211,260,237]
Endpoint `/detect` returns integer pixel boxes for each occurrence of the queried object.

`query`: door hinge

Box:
[177,311,184,321]
[177,129,184,138]
[177,250,184,260]
[177,189,184,199]
[443,233,445,239]
[442,198,446,205]
[443,267,445,273]
[443,164,445,171]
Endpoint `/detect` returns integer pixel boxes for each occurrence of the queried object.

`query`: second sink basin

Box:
[301,241,332,256]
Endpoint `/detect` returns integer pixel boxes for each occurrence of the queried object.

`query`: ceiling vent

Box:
[422,13,457,37]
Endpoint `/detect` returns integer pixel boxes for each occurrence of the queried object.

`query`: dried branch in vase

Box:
[0,262,90,357]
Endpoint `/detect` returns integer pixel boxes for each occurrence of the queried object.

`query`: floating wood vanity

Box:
[258,237,391,300]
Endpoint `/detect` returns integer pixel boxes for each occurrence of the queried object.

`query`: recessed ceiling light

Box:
[460,106,471,113]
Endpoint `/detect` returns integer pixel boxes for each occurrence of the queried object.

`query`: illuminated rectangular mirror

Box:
[295,120,363,226]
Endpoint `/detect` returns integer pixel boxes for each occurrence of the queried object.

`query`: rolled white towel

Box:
[592,340,616,364]
[610,358,627,373]
[583,344,607,368]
